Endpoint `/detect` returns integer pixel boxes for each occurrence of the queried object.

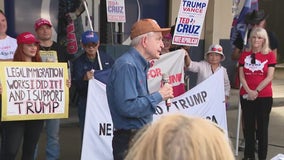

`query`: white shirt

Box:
[188,60,231,97]
[0,36,17,60]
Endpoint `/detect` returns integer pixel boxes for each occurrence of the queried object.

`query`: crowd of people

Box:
[0,10,73,159]
[0,6,279,160]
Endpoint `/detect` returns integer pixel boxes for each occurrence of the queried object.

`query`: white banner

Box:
[148,49,186,96]
[81,79,113,160]
[81,68,227,160]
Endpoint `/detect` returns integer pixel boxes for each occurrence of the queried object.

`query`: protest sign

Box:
[39,50,58,62]
[106,0,126,22]
[172,0,208,46]
[148,49,186,97]
[0,62,69,121]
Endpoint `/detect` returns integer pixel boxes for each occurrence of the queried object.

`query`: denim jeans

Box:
[46,119,60,160]
[34,119,60,160]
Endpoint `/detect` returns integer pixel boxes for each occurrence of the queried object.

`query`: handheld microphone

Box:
[162,73,171,107]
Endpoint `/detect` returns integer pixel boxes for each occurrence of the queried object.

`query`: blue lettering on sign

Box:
[182,0,206,8]
[177,24,200,34]
[108,6,124,13]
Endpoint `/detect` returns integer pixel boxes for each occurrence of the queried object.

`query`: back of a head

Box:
[125,114,234,160]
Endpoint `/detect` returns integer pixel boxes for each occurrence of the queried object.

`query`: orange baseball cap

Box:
[130,19,170,40]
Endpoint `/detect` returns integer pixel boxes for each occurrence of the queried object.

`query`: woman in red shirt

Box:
[238,27,276,160]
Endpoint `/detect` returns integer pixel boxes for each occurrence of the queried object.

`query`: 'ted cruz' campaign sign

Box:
[173,0,208,46]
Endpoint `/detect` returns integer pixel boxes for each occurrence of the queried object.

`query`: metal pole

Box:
[235,100,241,156]
[82,0,93,31]
[82,0,103,70]
[235,84,242,156]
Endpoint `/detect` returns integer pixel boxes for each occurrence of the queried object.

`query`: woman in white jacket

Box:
[187,44,231,103]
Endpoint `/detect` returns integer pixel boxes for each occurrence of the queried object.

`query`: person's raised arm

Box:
[182,47,191,68]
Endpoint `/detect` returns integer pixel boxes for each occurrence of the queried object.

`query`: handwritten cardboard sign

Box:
[0,62,69,121]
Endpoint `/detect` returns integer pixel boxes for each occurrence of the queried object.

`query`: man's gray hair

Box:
[130,32,154,47]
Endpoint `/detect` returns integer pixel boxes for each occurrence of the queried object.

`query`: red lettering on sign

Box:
[147,68,162,78]
[66,22,78,54]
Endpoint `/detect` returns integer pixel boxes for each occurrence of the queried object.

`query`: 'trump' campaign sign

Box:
[172,0,208,46]
[0,62,69,121]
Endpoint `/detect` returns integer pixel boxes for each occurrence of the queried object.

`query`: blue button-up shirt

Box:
[106,47,163,130]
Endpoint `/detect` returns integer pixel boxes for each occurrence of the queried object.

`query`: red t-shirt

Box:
[238,51,276,97]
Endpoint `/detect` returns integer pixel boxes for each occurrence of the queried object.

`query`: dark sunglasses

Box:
[251,53,256,64]
[84,43,98,48]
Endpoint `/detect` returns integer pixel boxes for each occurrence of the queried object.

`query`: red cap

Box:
[17,32,39,45]
[34,18,52,30]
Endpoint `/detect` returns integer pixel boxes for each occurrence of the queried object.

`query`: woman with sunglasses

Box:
[186,44,231,104]
[238,27,276,160]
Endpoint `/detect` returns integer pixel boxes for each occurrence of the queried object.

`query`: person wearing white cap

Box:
[106,18,174,160]
[187,44,231,103]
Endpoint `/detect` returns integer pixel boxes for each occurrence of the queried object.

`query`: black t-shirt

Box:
[39,41,74,62]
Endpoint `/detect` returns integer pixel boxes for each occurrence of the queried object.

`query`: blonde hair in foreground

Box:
[125,114,235,160]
